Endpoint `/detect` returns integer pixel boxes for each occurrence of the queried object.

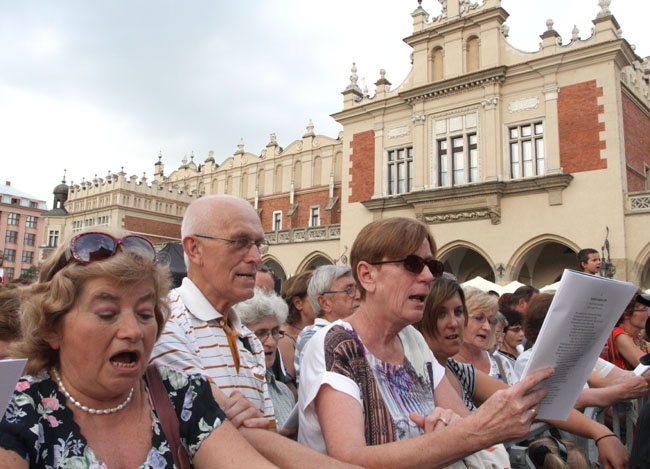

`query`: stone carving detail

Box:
[596,0,611,18]
[420,208,501,225]
[460,0,480,15]
[508,97,539,113]
[388,126,410,138]
[629,195,650,211]
[481,97,498,109]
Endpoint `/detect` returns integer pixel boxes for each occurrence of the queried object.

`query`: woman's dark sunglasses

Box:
[370,254,444,277]
[48,232,156,280]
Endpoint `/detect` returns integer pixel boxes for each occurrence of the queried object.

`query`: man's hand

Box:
[211,384,270,429]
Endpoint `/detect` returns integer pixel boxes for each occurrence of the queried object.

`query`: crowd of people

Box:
[0,194,648,468]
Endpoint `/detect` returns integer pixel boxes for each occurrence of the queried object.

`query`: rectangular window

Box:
[24,233,35,246]
[437,132,478,187]
[25,215,37,229]
[48,230,60,248]
[387,147,414,195]
[7,213,19,226]
[21,251,34,264]
[4,249,16,262]
[273,211,282,231]
[5,231,17,244]
[4,268,14,281]
[309,207,320,227]
[10,198,19,205]
[509,121,545,178]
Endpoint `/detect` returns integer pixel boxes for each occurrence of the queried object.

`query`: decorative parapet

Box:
[266,224,341,245]
[627,192,650,213]
[361,174,573,224]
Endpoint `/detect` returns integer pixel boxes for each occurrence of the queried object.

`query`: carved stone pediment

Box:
[414,193,502,225]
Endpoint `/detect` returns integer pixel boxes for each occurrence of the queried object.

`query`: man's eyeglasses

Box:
[468,313,498,326]
[194,234,270,255]
[254,327,285,342]
[322,285,358,298]
[506,325,523,333]
[48,232,156,281]
[370,254,444,277]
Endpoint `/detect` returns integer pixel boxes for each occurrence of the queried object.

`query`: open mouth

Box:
[236,273,255,280]
[110,351,139,368]
[408,294,427,303]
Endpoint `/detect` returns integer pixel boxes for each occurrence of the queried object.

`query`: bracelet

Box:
[595,434,617,445]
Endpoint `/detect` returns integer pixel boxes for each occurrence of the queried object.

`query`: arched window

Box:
[313,156,322,186]
[466,37,479,72]
[275,164,283,193]
[293,160,302,190]
[431,47,444,81]
[257,168,265,196]
[241,172,249,198]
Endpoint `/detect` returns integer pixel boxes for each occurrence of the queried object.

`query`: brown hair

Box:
[280,270,313,326]
[523,293,555,344]
[15,228,171,375]
[0,288,22,342]
[414,277,467,340]
[350,217,436,300]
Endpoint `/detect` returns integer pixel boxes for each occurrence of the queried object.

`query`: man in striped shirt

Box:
[151,194,275,427]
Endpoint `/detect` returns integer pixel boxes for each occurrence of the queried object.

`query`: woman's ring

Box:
[530,408,537,415]
[438,416,449,426]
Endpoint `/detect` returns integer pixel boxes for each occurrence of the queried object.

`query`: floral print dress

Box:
[0,365,225,468]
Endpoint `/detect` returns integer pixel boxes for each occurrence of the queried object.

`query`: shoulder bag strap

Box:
[145,365,191,469]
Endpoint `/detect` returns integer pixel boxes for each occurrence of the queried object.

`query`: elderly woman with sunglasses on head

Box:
[298,217,554,468]
[453,286,517,385]
[0,228,277,469]
[235,287,297,433]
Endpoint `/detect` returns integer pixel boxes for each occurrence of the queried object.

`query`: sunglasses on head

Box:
[370,254,444,277]
[48,232,156,281]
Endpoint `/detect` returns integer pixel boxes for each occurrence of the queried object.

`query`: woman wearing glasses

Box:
[453,287,517,385]
[0,228,277,468]
[236,287,297,433]
[298,217,554,467]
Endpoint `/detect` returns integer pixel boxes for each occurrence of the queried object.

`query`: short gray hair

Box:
[307,265,352,317]
[235,287,289,326]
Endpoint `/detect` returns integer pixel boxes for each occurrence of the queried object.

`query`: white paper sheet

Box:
[0,358,27,416]
[521,269,637,420]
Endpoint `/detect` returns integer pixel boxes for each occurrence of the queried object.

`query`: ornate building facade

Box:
[41,0,650,289]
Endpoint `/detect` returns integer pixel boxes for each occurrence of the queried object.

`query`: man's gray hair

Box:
[235,287,289,326]
[307,265,352,317]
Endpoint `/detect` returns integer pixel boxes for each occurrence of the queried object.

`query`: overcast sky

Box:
[1,0,646,206]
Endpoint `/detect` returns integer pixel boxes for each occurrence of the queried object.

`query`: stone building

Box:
[0,182,47,283]
[41,0,650,289]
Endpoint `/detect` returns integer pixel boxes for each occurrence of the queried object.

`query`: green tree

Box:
[21,265,40,281]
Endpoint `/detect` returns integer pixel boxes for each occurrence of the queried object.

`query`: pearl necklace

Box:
[52,368,134,415]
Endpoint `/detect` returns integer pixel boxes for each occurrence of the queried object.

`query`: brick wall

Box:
[622,92,650,192]
[349,130,375,203]
[558,81,607,173]
[259,188,338,230]
[124,215,180,243]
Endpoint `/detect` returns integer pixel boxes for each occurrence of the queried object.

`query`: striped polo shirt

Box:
[151,277,275,423]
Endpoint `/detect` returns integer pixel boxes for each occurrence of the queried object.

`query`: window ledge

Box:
[361,174,573,224]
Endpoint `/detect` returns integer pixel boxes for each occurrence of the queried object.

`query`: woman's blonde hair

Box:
[464,286,499,350]
[527,436,588,468]
[16,228,171,374]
